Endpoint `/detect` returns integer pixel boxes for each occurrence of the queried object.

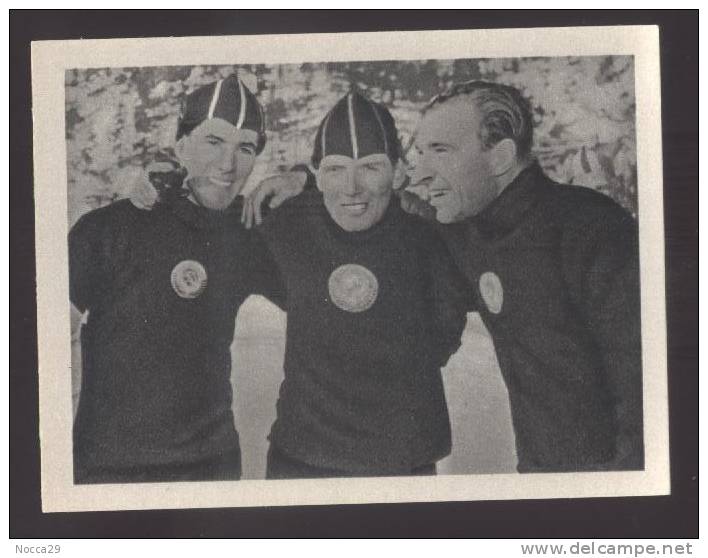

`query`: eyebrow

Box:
[413,140,455,150]
[205,135,257,149]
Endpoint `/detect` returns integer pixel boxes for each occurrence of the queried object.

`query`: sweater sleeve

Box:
[248,231,287,312]
[421,226,472,369]
[68,209,110,313]
[561,200,644,470]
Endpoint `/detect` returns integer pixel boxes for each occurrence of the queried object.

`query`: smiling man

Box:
[69,74,285,483]
[253,91,469,478]
[411,80,644,472]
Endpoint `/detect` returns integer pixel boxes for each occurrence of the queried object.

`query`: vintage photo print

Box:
[31,25,668,512]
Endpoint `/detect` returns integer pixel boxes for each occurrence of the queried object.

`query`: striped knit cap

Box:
[311,91,400,168]
[176,74,267,154]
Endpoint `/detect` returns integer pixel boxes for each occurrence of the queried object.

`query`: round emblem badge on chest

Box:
[479,271,504,315]
[171,260,208,299]
[328,263,379,313]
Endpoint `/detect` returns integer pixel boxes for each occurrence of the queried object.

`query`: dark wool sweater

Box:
[259,191,469,474]
[438,163,644,472]
[69,197,285,476]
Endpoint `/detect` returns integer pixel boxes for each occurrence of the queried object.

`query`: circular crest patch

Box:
[328,264,379,313]
[171,260,208,299]
[479,271,504,314]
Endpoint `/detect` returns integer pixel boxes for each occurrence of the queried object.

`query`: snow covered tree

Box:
[65,56,637,226]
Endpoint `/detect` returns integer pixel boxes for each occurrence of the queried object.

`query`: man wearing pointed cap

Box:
[252,91,469,478]
[69,74,286,483]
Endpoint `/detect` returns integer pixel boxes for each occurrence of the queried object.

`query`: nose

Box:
[343,169,363,196]
[409,159,434,188]
[219,145,237,173]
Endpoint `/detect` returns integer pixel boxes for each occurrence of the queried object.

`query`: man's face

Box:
[176,117,258,210]
[317,153,394,232]
[411,98,498,223]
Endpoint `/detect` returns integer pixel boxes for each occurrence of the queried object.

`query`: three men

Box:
[74,70,645,478]
[69,75,285,483]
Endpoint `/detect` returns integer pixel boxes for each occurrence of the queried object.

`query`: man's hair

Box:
[424,80,534,161]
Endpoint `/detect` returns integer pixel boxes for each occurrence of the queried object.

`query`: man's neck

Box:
[187,192,199,206]
[494,161,531,198]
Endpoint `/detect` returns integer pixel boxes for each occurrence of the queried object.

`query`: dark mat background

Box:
[10,9,698,538]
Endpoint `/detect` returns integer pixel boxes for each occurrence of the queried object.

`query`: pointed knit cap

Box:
[311,91,400,168]
[176,74,266,153]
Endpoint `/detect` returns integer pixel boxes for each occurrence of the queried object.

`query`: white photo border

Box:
[31,25,668,513]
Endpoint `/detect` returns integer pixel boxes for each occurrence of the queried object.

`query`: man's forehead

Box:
[191,117,259,143]
[417,100,480,143]
[321,153,392,166]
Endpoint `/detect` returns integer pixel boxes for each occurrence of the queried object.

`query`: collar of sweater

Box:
[471,161,547,237]
[318,194,404,245]
[166,195,244,231]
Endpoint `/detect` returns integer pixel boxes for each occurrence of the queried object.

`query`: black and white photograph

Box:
[30,25,669,512]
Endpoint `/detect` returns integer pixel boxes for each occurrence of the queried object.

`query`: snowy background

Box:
[66,56,637,225]
[67,56,637,478]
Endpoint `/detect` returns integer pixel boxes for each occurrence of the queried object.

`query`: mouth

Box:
[429,188,452,200]
[208,176,234,187]
[340,202,369,215]
[428,189,455,207]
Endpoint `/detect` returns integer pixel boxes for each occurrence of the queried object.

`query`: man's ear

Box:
[392,159,408,190]
[489,139,517,177]
[174,136,189,166]
[314,169,324,192]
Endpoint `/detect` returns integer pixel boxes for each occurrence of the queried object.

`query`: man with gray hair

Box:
[410,80,644,472]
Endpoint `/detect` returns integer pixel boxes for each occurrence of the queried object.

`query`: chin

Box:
[338,219,372,232]
[189,178,244,210]
[332,213,375,232]
[194,193,234,211]
[434,208,462,224]
[192,186,237,210]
